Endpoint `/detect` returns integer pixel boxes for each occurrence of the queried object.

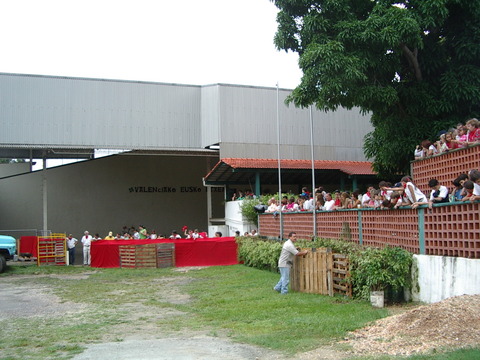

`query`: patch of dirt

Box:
[344,294,480,356]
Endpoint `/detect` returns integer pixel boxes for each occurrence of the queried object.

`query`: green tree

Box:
[272,0,480,177]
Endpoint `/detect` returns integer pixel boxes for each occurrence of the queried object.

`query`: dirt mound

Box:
[347,294,480,356]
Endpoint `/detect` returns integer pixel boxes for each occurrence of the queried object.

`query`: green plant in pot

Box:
[351,246,413,307]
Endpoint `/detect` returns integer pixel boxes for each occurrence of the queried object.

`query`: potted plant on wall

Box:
[351,246,413,307]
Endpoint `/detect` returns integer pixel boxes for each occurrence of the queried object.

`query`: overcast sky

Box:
[0,0,302,89]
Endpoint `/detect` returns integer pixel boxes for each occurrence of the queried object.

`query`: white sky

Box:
[0,0,302,89]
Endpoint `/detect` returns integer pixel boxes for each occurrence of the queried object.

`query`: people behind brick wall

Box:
[414,118,480,158]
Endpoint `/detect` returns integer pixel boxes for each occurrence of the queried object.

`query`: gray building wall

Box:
[0,73,202,150]
[0,153,223,239]
[0,73,372,161]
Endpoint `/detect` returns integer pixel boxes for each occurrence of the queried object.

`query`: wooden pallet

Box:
[291,247,351,297]
[119,243,175,268]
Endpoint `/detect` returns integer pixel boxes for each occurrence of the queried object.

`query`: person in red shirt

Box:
[465,118,480,145]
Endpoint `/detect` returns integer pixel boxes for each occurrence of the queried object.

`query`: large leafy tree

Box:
[272,0,480,177]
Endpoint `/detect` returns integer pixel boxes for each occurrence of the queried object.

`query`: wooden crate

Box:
[37,236,67,266]
[156,243,175,268]
[119,243,176,268]
[119,244,157,268]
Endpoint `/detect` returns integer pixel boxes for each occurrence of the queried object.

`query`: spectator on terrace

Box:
[428,179,450,209]
[465,118,480,145]
[215,231,223,237]
[104,231,115,240]
[169,230,182,239]
[323,193,336,211]
[439,131,459,152]
[379,181,393,200]
[150,230,158,239]
[314,186,327,202]
[231,191,245,201]
[316,194,325,211]
[451,174,468,201]
[93,233,102,241]
[454,126,468,147]
[235,230,240,237]
[469,170,480,198]
[381,191,403,209]
[421,140,439,157]
[123,232,132,240]
[115,233,123,240]
[285,197,299,212]
[361,185,375,207]
[266,198,279,212]
[303,194,315,211]
[300,187,311,199]
[132,228,140,240]
[335,192,351,209]
[333,190,342,208]
[349,191,361,208]
[250,229,258,236]
[138,225,148,239]
[414,144,424,159]
[461,181,477,201]
[401,176,428,209]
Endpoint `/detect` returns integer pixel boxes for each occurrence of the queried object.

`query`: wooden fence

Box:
[291,247,352,297]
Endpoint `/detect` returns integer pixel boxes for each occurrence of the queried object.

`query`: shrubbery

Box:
[236,236,413,301]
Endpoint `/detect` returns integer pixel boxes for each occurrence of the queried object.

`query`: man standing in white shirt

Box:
[81,231,93,266]
[273,232,308,295]
[66,234,78,265]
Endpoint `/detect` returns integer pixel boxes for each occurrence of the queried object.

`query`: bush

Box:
[237,237,282,272]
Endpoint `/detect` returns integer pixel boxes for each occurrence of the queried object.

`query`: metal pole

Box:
[309,105,317,240]
[276,83,283,240]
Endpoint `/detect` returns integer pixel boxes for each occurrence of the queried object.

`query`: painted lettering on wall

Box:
[128,186,224,193]
[129,186,176,193]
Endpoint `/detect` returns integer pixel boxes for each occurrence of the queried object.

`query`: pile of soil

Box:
[346,294,480,356]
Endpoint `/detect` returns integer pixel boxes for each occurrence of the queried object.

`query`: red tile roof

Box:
[218,158,374,175]
[204,158,375,185]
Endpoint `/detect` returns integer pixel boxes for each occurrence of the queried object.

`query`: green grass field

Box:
[0,264,478,359]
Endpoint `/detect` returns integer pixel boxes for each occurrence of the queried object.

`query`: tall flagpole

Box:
[276,83,283,240]
[309,105,317,240]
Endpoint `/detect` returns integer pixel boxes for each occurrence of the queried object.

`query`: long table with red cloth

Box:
[90,237,238,268]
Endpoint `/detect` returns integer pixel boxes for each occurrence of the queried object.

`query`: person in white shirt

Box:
[273,232,308,294]
[323,193,336,211]
[81,231,93,266]
[428,179,449,209]
[401,176,428,209]
[66,234,78,265]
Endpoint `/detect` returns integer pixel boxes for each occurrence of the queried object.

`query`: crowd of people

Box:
[262,169,480,215]
[65,225,219,266]
[414,118,480,159]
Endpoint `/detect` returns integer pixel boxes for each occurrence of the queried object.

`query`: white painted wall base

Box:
[412,255,480,304]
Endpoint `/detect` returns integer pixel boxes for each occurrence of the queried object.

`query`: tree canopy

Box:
[272,0,480,177]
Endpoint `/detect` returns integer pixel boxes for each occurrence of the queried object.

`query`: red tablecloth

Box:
[19,236,38,257]
[90,237,238,268]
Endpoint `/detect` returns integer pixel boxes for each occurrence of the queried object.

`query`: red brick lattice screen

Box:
[259,146,480,259]
[412,144,480,195]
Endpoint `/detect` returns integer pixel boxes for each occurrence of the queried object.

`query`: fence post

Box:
[357,210,363,245]
[418,208,425,254]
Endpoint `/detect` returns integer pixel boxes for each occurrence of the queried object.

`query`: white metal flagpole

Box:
[309,105,317,240]
[276,83,283,240]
